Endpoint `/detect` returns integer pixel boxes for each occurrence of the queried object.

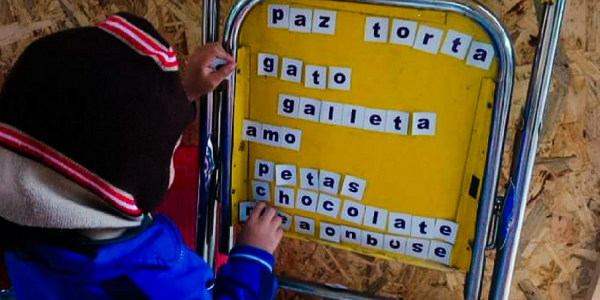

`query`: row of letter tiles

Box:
[241,120,302,151]
[239,202,452,265]
[254,159,366,200]
[258,54,351,91]
[268,5,337,35]
[278,94,436,135]
[266,5,494,70]
[364,17,494,70]
[247,186,458,245]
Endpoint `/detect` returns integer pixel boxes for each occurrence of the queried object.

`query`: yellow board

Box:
[230,0,498,271]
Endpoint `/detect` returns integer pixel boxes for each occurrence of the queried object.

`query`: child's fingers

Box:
[260,206,277,222]
[270,215,282,228]
[210,43,235,62]
[201,63,235,91]
[249,201,266,221]
[217,62,236,77]
[275,227,284,240]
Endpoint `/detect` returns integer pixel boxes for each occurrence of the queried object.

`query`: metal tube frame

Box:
[207,0,526,299]
[488,1,566,300]
[196,0,219,268]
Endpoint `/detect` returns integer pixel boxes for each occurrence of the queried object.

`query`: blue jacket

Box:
[4,214,277,300]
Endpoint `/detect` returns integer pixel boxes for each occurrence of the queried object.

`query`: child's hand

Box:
[183,43,236,100]
[236,202,284,254]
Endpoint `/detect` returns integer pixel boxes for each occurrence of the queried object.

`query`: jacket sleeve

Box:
[213,245,277,300]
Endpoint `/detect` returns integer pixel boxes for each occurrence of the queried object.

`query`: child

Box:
[0,12,283,300]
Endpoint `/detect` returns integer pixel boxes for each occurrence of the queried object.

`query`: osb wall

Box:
[0,0,599,299]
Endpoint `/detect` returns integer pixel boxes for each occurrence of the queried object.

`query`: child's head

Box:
[0,13,195,217]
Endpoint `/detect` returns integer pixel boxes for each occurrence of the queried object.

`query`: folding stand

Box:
[196,0,567,299]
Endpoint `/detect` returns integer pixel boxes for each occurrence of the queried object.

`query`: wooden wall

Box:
[1,0,599,299]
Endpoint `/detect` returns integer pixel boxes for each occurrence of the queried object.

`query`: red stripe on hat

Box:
[99,23,178,69]
[0,124,142,216]
[106,16,176,56]
[98,16,178,71]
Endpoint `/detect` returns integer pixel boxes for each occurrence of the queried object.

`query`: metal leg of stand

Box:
[488,1,567,300]
[278,277,395,300]
[196,0,220,267]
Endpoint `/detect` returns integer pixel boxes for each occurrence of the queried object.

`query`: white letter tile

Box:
[252,180,270,201]
[280,127,302,151]
[434,219,459,244]
[412,112,436,136]
[413,25,444,54]
[259,124,282,147]
[289,8,312,33]
[340,175,367,200]
[319,101,343,125]
[300,168,319,190]
[341,105,365,128]
[298,98,321,122]
[406,238,430,260]
[340,200,365,225]
[239,202,256,222]
[385,110,409,135]
[257,53,278,76]
[295,216,315,236]
[440,30,473,60]
[268,5,289,28]
[242,120,262,142]
[320,222,341,243]
[363,206,388,230]
[466,41,495,70]
[280,58,303,83]
[363,108,387,132]
[275,164,297,186]
[305,65,327,89]
[277,211,292,231]
[384,234,407,254]
[278,94,300,118]
[387,212,412,236]
[296,189,319,213]
[254,159,275,182]
[274,187,295,208]
[364,17,389,43]
[428,240,452,265]
[341,226,362,245]
[390,19,417,46]
[316,193,341,218]
[312,10,336,35]
[328,67,352,91]
[361,230,384,249]
[411,216,436,239]
[319,170,341,194]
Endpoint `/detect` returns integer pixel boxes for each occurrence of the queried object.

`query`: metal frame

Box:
[198,0,566,299]
[488,1,566,299]
[196,0,220,268]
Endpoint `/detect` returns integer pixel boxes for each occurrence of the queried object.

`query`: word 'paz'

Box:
[268,5,337,35]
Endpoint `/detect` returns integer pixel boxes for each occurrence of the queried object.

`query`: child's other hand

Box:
[236,202,284,254]
[183,43,235,100]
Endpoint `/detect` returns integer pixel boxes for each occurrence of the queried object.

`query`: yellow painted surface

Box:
[231,0,498,271]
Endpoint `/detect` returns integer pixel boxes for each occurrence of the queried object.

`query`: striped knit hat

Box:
[0,13,195,216]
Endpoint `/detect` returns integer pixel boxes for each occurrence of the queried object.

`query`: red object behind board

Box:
[155,146,199,249]
[155,146,229,270]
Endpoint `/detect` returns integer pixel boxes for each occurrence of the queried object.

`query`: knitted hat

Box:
[0,13,195,216]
